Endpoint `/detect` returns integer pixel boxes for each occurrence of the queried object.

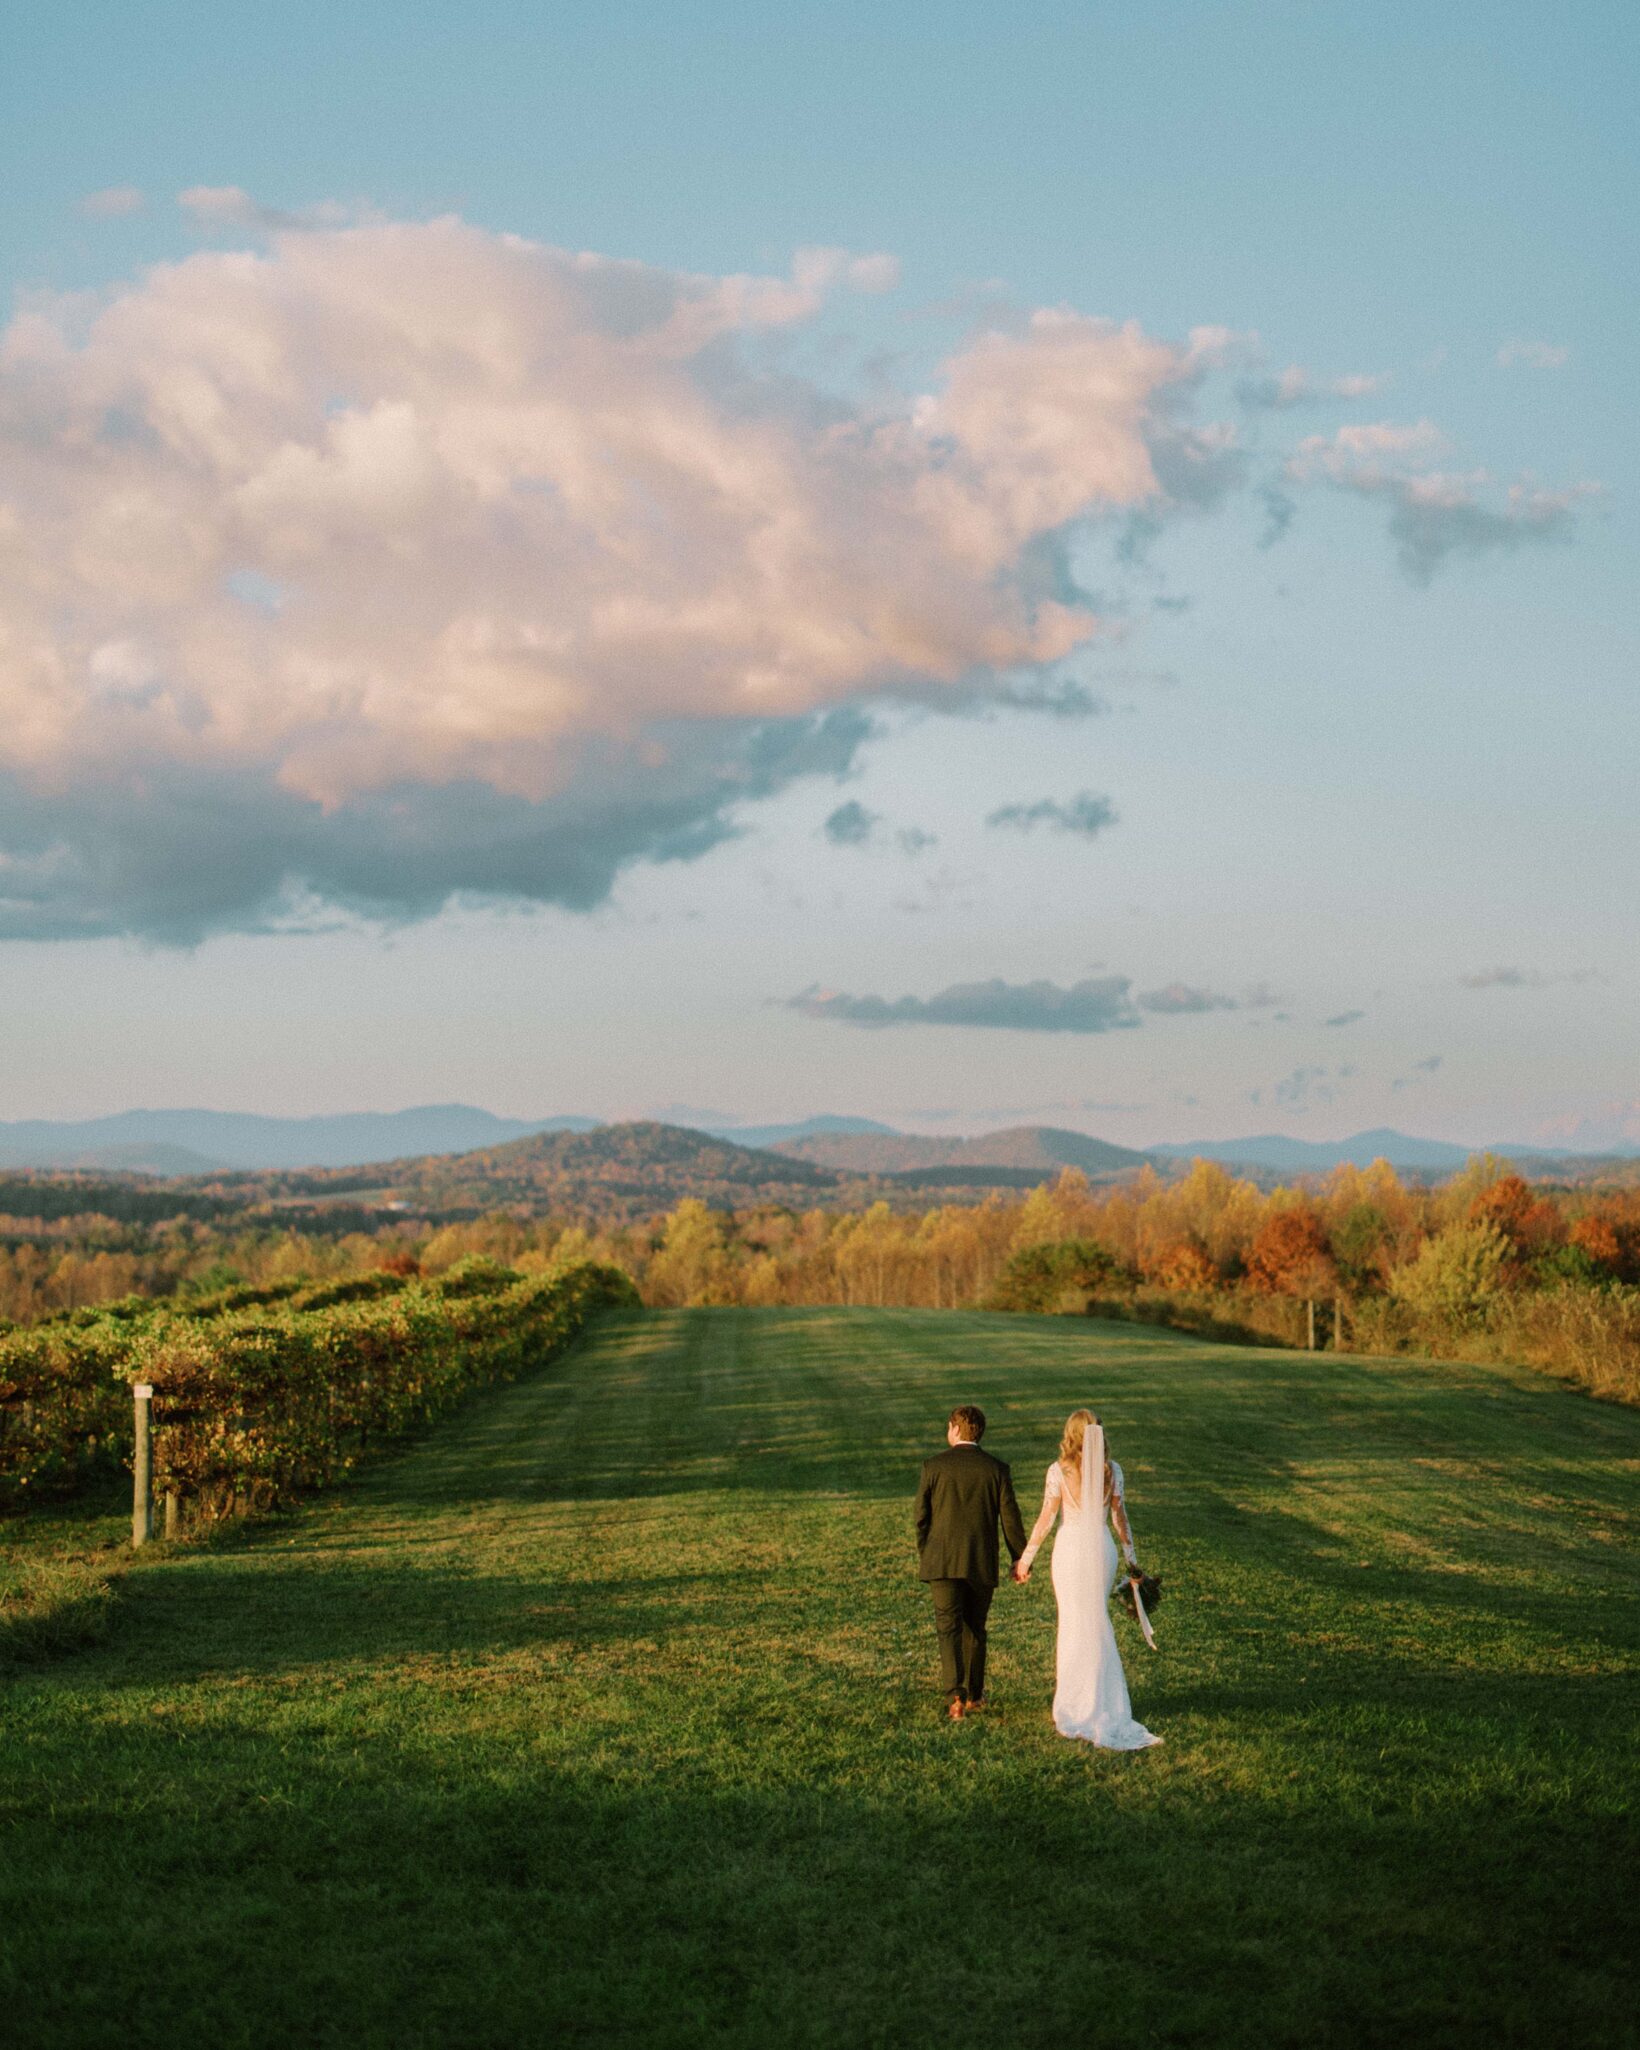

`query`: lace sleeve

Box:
[1020,1463,1062,1571]
[1109,1460,1139,1567]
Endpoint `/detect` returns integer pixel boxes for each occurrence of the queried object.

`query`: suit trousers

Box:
[928,1577,994,1701]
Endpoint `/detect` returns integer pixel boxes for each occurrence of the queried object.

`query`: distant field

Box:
[3,1309,1636,2048]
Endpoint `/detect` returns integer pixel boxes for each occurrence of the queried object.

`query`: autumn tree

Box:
[1467,1174,1560,1264]
[1148,1239,1218,1292]
[1568,1212,1626,1281]
[1245,1207,1336,1298]
[645,1199,736,1307]
[1389,1221,1509,1326]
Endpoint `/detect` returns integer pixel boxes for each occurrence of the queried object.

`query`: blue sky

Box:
[1,3,1634,1146]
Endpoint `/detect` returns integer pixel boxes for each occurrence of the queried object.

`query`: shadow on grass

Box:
[92,1551,780,1687]
[4,1731,1634,2050]
[0,1476,134,1671]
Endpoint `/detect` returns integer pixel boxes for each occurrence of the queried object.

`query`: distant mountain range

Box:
[772,1125,1151,1178]
[1149,1128,1481,1173]
[0,1104,1628,1185]
[0,1105,599,1176]
[1146,1127,1573,1173]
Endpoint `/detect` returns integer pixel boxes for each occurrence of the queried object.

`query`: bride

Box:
[1018,1409,1162,1749]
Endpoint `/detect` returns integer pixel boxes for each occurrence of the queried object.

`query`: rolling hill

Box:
[703,1115,899,1150]
[773,1123,1153,1179]
[364,1121,847,1220]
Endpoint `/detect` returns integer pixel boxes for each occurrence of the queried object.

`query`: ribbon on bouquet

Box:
[1127,1571,1158,1651]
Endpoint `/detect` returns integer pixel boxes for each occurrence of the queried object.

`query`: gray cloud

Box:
[1385,486,1589,586]
[1460,966,1596,989]
[1257,1062,1354,1110]
[1137,983,1238,1014]
[821,803,936,855]
[906,674,1109,721]
[1392,1053,1444,1091]
[0,709,870,945]
[986,791,1117,838]
[1148,422,1250,512]
[1257,484,1297,549]
[823,800,880,847]
[786,975,1140,1034]
[1324,1009,1366,1027]
[1116,511,1164,566]
[1285,426,1597,585]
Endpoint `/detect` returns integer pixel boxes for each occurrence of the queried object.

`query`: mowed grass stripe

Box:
[3,1307,1637,2049]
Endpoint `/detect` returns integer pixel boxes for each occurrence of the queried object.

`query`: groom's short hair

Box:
[949,1404,986,1441]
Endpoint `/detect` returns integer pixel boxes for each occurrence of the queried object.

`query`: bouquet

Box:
[1115,1564,1162,1649]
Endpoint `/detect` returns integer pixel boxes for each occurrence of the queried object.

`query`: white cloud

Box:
[79,186,145,220]
[1238,365,1388,409]
[178,186,361,233]
[0,214,1209,936]
[1497,340,1569,370]
[1285,420,1446,479]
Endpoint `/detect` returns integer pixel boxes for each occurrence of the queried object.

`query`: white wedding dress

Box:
[1022,1426,1161,1749]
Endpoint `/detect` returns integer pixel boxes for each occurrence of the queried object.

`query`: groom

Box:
[914,1404,1028,1720]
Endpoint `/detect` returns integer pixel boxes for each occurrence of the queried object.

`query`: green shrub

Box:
[0,1260,636,1515]
[290,1272,411,1312]
[425,1256,522,1300]
[989,1239,1121,1314]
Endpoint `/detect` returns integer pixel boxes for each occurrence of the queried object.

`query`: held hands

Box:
[1011,1558,1031,1583]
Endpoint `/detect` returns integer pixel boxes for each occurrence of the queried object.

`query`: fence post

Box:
[164,1489,180,1541]
[1305,1299,1317,1351]
[132,1383,153,1549]
[1333,1296,1345,1352]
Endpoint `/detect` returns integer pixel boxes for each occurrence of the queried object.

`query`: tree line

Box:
[2,1156,1636,1404]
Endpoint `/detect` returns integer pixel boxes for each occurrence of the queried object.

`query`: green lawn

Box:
[4,1308,1637,2049]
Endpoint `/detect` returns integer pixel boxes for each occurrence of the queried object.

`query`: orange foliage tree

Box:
[1245,1207,1337,1298]
[1467,1174,1561,1263]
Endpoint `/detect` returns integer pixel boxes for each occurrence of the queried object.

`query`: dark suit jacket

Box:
[914,1445,1027,1587]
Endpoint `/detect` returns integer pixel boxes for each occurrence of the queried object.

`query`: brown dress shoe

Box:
[946,1699,966,1721]
[966,1696,987,1712]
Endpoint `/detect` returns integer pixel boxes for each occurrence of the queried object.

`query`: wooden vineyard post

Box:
[132,1383,154,1549]
[1333,1297,1345,1352]
[1305,1299,1317,1351]
[164,1489,181,1541]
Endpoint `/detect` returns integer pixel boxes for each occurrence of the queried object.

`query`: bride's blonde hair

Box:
[1059,1409,1112,1503]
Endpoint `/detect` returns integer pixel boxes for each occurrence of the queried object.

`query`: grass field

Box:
[4,1308,1637,2049]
